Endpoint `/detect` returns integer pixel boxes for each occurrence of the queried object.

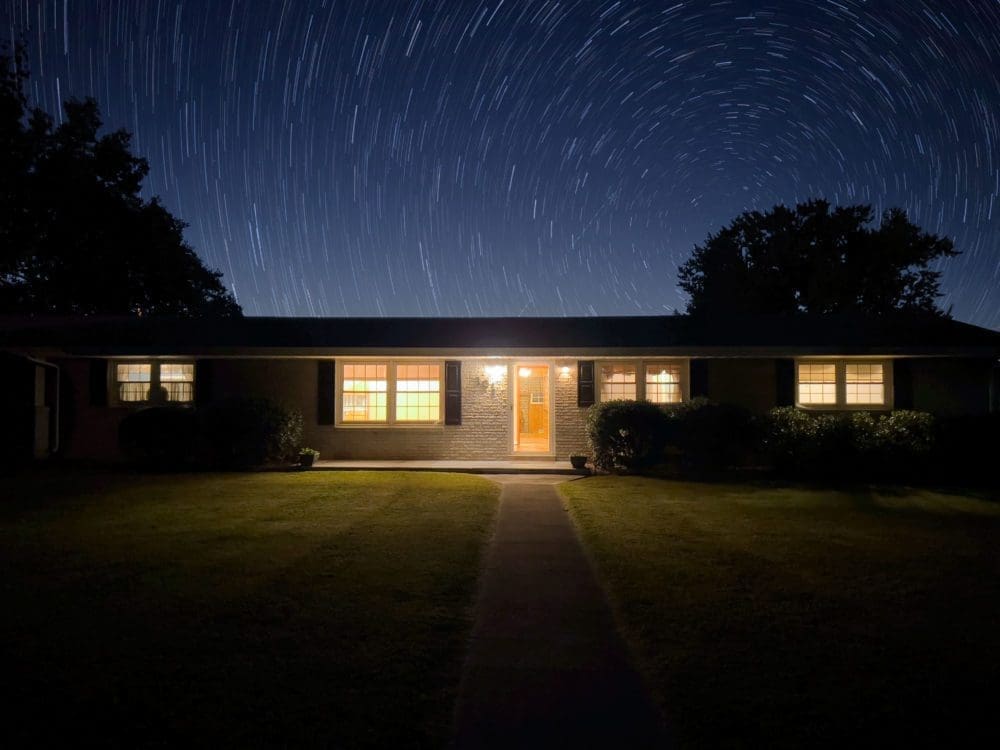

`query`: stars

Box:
[2,0,999,324]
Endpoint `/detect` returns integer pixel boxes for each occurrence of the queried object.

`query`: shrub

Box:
[119,406,199,470]
[587,400,672,474]
[761,407,936,480]
[666,398,757,472]
[199,398,303,468]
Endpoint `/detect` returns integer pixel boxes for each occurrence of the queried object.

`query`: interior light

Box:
[518,367,533,377]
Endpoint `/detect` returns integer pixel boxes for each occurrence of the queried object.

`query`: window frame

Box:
[335,359,445,427]
[110,360,196,406]
[795,358,893,411]
[595,359,690,405]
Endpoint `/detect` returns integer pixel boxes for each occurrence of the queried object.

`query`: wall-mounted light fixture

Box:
[482,364,507,386]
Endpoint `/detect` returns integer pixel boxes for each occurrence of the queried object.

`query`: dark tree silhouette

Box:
[678,200,957,317]
[0,45,241,317]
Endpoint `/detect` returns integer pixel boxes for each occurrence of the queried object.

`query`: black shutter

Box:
[577,361,595,407]
[317,360,335,425]
[444,360,462,425]
[195,360,214,406]
[690,360,709,398]
[89,359,108,406]
[775,359,796,407]
[893,359,913,410]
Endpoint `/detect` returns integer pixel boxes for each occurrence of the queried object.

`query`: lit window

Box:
[395,363,441,422]
[600,364,637,400]
[798,363,836,405]
[646,364,682,404]
[160,363,195,402]
[116,363,151,402]
[342,363,388,422]
[845,363,884,405]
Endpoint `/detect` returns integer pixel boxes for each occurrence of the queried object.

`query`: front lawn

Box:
[0,471,499,747]
[561,477,1000,748]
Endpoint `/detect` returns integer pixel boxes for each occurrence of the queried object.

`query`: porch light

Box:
[560,366,571,376]
[483,365,507,385]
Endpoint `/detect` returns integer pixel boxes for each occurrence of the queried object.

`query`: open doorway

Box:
[513,364,550,453]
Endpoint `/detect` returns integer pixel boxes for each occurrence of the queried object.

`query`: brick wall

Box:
[553,359,591,458]
[311,358,513,459]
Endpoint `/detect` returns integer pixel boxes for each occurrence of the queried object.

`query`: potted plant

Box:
[569,454,589,470]
[298,447,320,467]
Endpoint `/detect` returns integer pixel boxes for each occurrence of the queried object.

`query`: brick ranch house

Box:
[2,314,999,463]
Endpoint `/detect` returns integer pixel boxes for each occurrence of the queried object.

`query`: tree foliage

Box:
[678,200,957,317]
[0,44,241,316]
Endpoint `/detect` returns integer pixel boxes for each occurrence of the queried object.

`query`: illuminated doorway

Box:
[514,364,550,453]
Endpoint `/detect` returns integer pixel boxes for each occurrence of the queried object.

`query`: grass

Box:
[0,470,500,748]
[561,477,1000,748]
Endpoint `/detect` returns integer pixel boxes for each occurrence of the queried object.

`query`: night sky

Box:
[3,1,999,325]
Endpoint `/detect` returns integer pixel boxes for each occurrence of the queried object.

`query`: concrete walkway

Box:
[452,476,666,748]
[312,459,586,475]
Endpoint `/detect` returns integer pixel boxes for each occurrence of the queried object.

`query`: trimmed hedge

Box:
[118,398,303,470]
[586,398,948,481]
[118,406,200,470]
[761,407,935,479]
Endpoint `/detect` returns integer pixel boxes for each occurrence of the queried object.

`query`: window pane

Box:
[160,363,195,402]
[396,363,441,422]
[116,363,151,402]
[342,362,388,422]
[600,364,637,400]
[646,364,682,404]
[798,363,836,405]
[845,363,885,405]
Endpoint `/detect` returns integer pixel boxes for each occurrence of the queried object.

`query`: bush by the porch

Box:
[666,398,757,472]
[587,399,672,473]
[199,398,303,468]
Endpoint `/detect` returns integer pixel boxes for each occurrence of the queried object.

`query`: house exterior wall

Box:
[44,353,998,463]
[57,358,124,460]
[910,358,995,417]
[705,358,777,413]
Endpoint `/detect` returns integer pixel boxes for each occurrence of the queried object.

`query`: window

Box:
[113,361,195,404]
[116,363,152,402]
[798,363,837,405]
[600,364,637,400]
[160,363,195,402]
[646,364,682,404]
[796,360,891,409]
[845,363,885,405]
[395,363,441,422]
[338,361,443,425]
[342,362,388,423]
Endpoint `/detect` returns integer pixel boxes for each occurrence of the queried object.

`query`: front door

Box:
[514,364,550,453]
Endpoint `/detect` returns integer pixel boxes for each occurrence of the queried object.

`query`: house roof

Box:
[1,313,999,357]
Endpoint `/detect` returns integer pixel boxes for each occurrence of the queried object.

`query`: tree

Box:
[677,200,957,317]
[0,44,241,317]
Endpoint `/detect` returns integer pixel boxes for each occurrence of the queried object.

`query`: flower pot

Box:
[299,453,317,467]
[569,455,588,470]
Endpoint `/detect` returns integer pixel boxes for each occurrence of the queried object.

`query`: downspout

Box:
[21,355,60,455]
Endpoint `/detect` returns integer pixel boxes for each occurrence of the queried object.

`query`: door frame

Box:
[509,361,556,456]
